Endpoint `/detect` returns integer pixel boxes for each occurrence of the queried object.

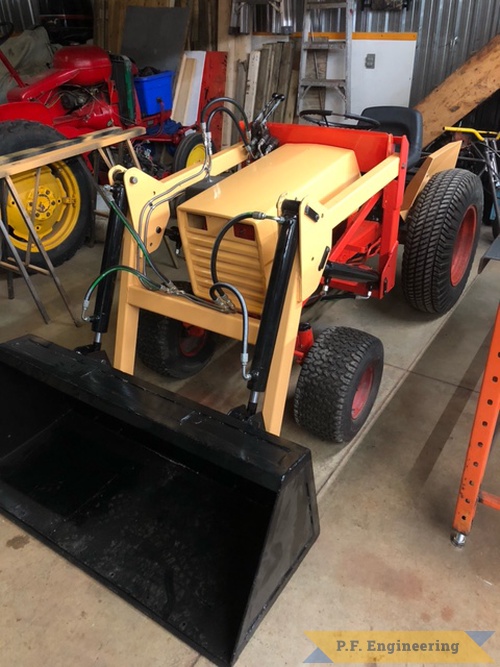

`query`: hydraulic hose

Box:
[210,212,255,298]
[82,265,162,321]
[205,106,250,148]
[210,211,285,299]
[209,281,252,380]
[201,96,250,134]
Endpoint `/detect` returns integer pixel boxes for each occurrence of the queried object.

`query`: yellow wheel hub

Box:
[27,185,60,221]
[185,143,206,167]
[7,161,80,253]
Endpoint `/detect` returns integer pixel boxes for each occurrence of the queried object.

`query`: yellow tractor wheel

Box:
[173,133,207,172]
[1,120,91,267]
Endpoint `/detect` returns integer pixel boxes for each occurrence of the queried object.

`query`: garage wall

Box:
[229,0,499,105]
[0,0,39,29]
[296,0,499,105]
[2,0,499,106]
[356,0,500,105]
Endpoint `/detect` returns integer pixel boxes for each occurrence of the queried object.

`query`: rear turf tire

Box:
[402,169,482,314]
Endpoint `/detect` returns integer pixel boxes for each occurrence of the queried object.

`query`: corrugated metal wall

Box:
[0,0,39,30]
[253,0,500,104]
[356,0,500,104]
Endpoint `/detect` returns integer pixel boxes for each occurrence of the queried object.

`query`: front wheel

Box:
[402,169,483,314]
[137,283,216,379]
[173,132,206,172]
[0,120,92,267]
[293,327,384,443]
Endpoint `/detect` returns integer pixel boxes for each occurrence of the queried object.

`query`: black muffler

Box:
[0,336,319,666]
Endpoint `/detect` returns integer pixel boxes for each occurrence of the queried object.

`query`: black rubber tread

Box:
[293,326,384,444]
[0,120,92,267]
[137,282,216,379]
[402,168,483,314]
[173,132,205,172]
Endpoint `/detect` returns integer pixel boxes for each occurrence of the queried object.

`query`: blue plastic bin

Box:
[134,70,174,116]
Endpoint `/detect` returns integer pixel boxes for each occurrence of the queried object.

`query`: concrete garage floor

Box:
[1,225,500,666]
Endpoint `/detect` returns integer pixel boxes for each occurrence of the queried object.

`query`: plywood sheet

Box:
[180,51,205,125]
[415,35,500,146]
[172,55,196,123]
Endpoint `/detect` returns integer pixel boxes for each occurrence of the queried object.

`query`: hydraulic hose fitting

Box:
[214,293,236,312]
[200,122,213,173]
[81,299,91,322]
[241,352,252,381]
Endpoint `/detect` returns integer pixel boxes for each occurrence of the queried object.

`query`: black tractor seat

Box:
[361,106,423,169]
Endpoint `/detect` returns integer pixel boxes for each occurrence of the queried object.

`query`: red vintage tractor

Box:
[0,22,204,266]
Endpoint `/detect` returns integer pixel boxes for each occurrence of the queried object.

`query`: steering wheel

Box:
[0,22,14,46]
[299,109,380,130]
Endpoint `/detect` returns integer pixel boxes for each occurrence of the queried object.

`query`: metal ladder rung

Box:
[306,2,347,9]
[302,41,346,49]
[300,78,345,87]
[298,0,353,116]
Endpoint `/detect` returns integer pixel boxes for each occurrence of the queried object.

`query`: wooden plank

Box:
[284,69,299,123]
[207,0,217,51]
[172,55,197,123]
[264,43,280,108]
[232,59,248,143]
[190,0,199,48]
[217,0,251,147]
[276,42,293,122]
[108,0,124,52]
[0,127,146,177]
[284,40,300,123]
[415,34,500,146]
[93,0,104,47]
[181,51,206,125]
[255,44,272,115]
[198,52,228,148]
[244,51,260,120]
[269,42,283,102]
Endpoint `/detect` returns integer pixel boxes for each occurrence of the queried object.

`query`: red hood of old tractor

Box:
[7,44,112,103]
[52,45,112,85]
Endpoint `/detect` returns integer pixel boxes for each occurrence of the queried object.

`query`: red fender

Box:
[0,102,88,139]
[0,101,57,127]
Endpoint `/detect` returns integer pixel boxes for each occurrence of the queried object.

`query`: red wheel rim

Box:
[179,324,208,358]
[450,205,477,287]
[351,365,374,420]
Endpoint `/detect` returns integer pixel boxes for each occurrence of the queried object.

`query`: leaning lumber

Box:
[415,34,500,146]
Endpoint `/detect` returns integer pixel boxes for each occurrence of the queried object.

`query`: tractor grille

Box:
[182,214,276,316]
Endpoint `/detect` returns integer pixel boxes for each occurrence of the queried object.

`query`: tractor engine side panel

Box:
[177,143,360,315]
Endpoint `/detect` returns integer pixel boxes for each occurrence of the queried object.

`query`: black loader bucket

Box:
[0,336,319,666]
